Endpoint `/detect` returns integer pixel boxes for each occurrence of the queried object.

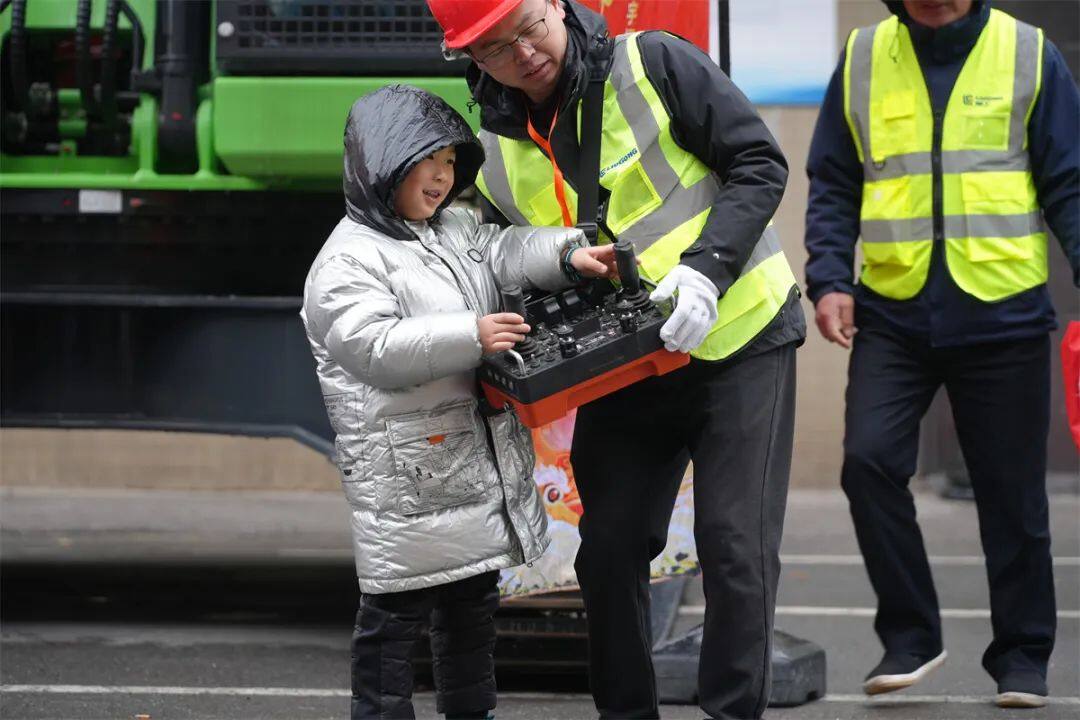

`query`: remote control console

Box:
[479,239,690,427]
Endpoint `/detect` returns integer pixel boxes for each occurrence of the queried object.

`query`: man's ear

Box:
[553,0,567,21]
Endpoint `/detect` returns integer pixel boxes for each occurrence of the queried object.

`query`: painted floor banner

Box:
[499,409,699,596]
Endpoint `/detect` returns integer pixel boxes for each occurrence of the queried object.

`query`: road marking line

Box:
[2,686,1078,706]
[821,693,1080,706]
[781,554,1080,567]
[678,605,1080,619]
[0,685,349,697]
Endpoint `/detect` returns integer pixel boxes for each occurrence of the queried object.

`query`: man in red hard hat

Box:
[431,0,569,104]
[429,1,806,719]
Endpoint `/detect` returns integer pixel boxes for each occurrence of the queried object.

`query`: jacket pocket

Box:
[956,236,1035,263]
[862,238,925,267]
[489,411,536,486]
[385,401,492,516]
[959,172,1033,217]
[324,392,360,465]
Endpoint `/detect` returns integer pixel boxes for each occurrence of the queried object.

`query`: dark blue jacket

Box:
[804,2,1079,347]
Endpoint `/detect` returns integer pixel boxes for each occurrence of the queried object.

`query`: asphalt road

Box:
[1,486,1077,720]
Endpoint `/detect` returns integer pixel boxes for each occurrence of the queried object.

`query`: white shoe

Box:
[995,691,1048,708]
[862,650,948,695]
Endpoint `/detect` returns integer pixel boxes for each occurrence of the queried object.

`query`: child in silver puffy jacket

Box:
[300,85,616,720]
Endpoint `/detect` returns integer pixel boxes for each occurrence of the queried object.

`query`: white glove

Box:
[648,265,720,353]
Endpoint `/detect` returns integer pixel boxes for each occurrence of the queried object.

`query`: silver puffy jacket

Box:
[301,208,583,593]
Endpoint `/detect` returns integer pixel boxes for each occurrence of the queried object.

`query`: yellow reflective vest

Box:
[476,32,798,361]
[843,9,1047,302]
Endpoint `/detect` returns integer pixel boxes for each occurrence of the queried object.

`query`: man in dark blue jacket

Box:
[804,0,1078,709]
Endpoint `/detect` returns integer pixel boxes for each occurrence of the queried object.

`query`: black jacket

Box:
[470,1,804,357]
[804,3,1080,347]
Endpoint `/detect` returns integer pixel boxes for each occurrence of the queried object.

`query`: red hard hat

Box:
[427,0,525,50]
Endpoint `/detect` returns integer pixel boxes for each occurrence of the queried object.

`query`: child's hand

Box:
[570,245,619,279]
[478,313,531,354]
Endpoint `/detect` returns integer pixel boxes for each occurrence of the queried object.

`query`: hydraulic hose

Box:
[99,0,121,128]
[118,0,146,83]
[75,0,97,115]
[9,0,29,112]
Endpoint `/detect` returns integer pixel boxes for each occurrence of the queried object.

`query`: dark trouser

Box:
[841,325,1055,682]
[351,570,500,720]
[571,344,797,720]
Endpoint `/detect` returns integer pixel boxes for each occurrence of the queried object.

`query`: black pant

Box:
[841,326,1055,682]
[351,570,500,720]
[571,344,797,720]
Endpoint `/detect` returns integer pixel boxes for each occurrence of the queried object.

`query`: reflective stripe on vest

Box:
[843,9,1047,302]
[477,32,797,361]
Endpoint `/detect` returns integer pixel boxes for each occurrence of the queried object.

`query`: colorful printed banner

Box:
[499,410,699,596]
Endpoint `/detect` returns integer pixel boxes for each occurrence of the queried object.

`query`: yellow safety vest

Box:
[476,32,798,361]
[843,9,1047,302]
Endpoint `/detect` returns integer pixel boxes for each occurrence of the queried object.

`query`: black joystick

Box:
[614,239,652,312]
[501,284,538,357]
[554,324,579,359]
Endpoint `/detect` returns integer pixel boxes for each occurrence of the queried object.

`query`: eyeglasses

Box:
[469,2,552,69]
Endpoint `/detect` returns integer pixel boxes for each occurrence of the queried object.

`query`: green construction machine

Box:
[0,0,475,449]
[1,0,473,191]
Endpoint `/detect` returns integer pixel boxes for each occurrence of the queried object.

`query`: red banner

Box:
[578,0,712,54]
[1063,322,1080,450]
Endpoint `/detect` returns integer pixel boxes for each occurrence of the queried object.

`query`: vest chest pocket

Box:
[960,112,1009,150]
[873,90,918,161]
[607,162,663,235]
[528,183,571,227]
[385,402,492,516]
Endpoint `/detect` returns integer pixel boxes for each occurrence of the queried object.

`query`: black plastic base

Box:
[653,624,827,707]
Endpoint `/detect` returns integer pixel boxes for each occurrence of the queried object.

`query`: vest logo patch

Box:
[962,94,1004,107]
[599,148,639,179]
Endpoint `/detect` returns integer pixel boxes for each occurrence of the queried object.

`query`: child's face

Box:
[394,145,456,221]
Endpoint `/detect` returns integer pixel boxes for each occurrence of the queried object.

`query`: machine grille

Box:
[216,0,466,75]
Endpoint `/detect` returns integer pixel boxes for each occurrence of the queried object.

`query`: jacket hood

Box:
[343,84,484,241]
[467,0,610,138]
[882,1,990,63]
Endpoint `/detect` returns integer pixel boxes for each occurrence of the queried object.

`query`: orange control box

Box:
[480,241,687,429]
[482,347,689,428]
